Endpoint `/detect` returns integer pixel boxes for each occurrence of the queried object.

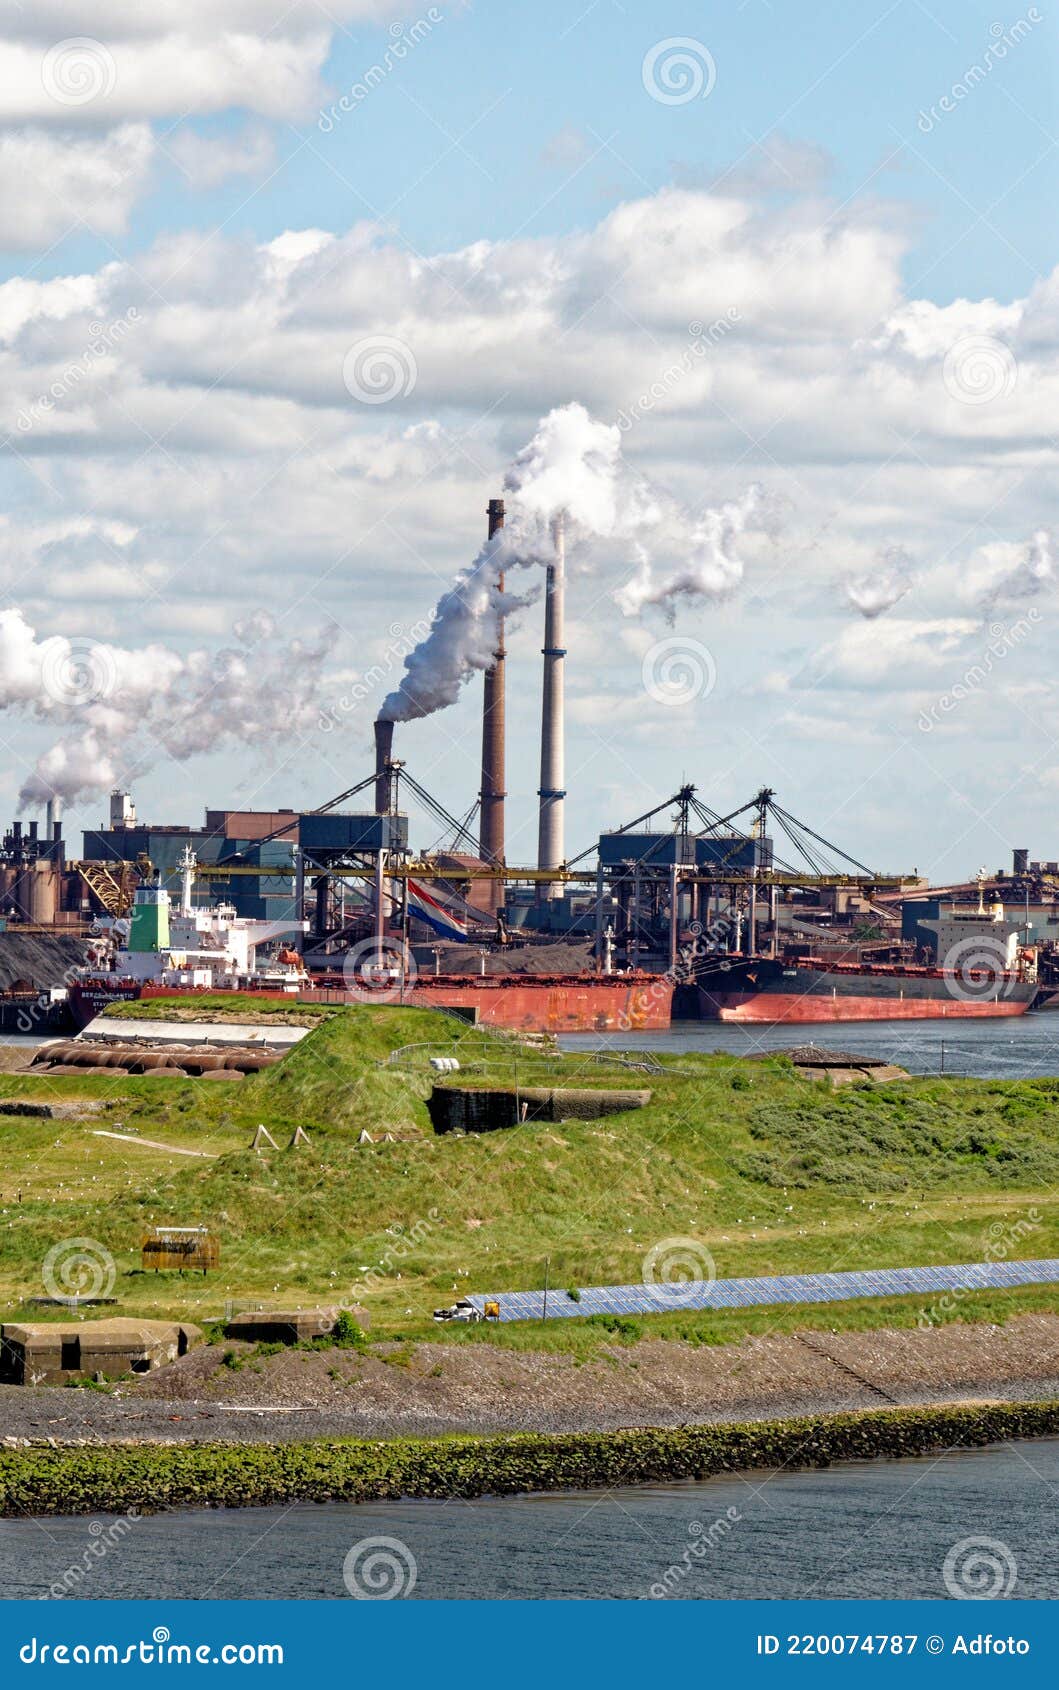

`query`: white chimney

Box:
[536,510,566,898]
[110,789,136,829]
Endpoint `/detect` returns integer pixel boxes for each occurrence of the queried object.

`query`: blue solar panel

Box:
[468,1258,1059,1323]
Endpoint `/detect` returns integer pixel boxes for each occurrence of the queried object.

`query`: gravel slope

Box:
[4,1314,1059,1445]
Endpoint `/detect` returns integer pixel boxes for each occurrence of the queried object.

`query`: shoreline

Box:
[3,1399,1058,1518]
[5,1310,1059,1444]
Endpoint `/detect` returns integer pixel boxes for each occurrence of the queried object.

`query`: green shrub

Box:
[333,1310,368,1349]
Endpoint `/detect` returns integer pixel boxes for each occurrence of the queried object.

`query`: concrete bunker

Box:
[428,1085,651,1134]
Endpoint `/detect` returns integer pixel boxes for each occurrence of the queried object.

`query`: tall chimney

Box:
[478,497,506,914]
[46,795,63,842]
[536,510,566,899]
[374,718,395,814]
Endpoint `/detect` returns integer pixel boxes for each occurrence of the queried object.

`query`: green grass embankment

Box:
[1,1003,1059,1343]
[4,1401,1059,1517]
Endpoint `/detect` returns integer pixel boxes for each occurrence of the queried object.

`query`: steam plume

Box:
[844,546,915,618]
[614,486,762,619]
[0,607,337,807]
[982,529,1053,609]
[380,402,762,721]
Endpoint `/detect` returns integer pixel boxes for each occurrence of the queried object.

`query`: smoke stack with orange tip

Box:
[374,718,394,814]
[478,497,506,914]
[536,509,566,898]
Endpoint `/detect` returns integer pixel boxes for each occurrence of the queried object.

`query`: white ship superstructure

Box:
[83,847,308,992]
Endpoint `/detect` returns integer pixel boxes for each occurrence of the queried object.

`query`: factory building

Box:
[80,794,303,926]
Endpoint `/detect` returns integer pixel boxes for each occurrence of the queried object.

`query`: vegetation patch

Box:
[3,1401,1059,1517]
[0,1005,1057,1350]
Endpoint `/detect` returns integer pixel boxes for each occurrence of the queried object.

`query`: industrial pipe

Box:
[374,719,395,815]
[536,510,566,898]
[478,496,507,914]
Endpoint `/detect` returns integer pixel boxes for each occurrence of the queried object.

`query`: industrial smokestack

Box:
[374,718,395,814]
[536,510,566,898]
[478,497,506,914]
[46,795,63,842]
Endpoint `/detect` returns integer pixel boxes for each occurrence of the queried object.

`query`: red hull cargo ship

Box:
[697,956,1036,1023]
[315,972,674,1033]
[69,973,675,1034]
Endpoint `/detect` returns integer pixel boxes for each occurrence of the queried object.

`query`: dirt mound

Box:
[0,933,87,992]
[412,938,596,976]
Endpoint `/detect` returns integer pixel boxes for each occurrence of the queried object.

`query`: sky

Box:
[0,0,1056,881]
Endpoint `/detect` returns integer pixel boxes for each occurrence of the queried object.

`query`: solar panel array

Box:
[469,1258,1059,1323]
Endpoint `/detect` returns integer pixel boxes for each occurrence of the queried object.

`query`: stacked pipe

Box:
[536,510,566,899]
[478,497,507,915]
[374,718,394,814]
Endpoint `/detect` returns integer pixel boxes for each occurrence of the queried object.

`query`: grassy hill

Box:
[1,1003,1058,1351]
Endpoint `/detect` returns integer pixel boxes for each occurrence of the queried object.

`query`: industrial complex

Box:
[1,496,1055,1033]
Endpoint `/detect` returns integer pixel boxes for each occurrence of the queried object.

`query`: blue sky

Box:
[0,0,1056,878]
[22,0,1055,303]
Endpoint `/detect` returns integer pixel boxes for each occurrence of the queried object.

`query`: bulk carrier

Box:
[694,897,1037,1023]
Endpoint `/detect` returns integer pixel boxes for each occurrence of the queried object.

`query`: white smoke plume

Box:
[378,533,537,723]
[982,529,1053,609]
[844,546,915,618]
[0,607,338,806]
[380,401,762,720]
[614,486,763,619]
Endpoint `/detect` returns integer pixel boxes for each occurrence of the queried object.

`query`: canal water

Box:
[561,1011,1059,1079]
[1,1441,1056,1601]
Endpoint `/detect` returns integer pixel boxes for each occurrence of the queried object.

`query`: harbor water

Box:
[1,1441,1056,1600]
[561,1011,1059,1078]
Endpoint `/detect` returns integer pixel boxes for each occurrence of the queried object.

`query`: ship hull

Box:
[310,974,674,1033]
[697,958,1035,1024]
[68,979,143,1029]
[409,976,672,1032]
[708,990,1032,1024]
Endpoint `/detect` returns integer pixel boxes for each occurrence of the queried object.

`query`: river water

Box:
[2,1441,1056,1600]
[561,1012,1059,1078]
